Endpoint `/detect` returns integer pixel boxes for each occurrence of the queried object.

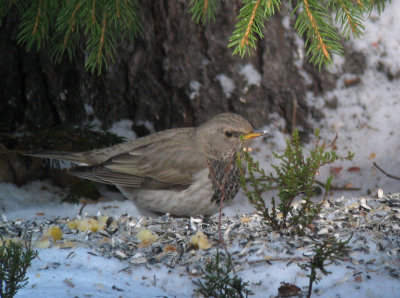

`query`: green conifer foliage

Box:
[0,0,390,73]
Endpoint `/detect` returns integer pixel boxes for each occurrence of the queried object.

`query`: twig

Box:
[206,160,226,251]
[373,162,400,181]
[79,201,87,215]
[218,194,227,253]
[207,150,237,256]
[292,96,297,133]
[220,152,237,253]
[314,180,361,191]
[241,257,311,265]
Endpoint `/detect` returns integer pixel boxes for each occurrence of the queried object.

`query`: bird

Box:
[28,113,264,217]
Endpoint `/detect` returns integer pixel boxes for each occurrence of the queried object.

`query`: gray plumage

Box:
[28,113,263,216]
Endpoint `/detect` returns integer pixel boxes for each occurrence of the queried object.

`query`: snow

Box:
[352,0,400,72]
[15,236,399,298]
[305,69,400,197]
[135,120,156,134]
[16,247,169,298]
[0,181,141,221]
[108,119,136,140]
[239,64,261,87]
[190,80,202,100]
[84,104,94,116]
[216,74,235,97]
[2,4,400,297]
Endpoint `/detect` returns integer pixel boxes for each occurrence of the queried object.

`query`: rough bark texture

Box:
[0,1,362,136]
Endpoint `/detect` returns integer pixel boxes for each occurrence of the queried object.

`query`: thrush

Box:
[29,113,264,216]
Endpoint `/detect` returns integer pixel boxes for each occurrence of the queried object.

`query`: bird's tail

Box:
[25,151,89,166]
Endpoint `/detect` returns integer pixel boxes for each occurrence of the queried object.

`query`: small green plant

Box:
[238,129,354,234]
[0,238,38,298]
[298,235,352,298]
[194,251,253,298]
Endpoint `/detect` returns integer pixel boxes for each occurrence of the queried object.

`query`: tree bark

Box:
[0,1,361,136]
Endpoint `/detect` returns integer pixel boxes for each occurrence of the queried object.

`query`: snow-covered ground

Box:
[1,2,400,297]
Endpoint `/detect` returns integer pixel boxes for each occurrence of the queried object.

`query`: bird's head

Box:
[197,113,265,161]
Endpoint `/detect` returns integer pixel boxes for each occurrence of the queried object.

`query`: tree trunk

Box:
[0,1,362,136]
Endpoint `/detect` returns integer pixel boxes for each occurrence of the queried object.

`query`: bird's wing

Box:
[26,128,194,166]
[69,129,208,189]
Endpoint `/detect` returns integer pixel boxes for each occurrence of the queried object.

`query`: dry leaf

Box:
[330,166,343,174]
[278,282,301,296]
[63,278,75,288]
[344,77,361,86]
[163,244,176,252]
[354,275,363,282]
[344,182,354,189]
[347,167,361,172]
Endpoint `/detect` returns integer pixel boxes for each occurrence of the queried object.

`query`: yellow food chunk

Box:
[190,231,212,250]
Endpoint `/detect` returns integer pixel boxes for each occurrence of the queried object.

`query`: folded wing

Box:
[68,128,207,189]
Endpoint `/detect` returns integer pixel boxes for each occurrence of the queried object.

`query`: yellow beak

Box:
[243,131,268,140]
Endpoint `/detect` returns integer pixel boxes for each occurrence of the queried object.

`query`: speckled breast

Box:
[208,158,243,205]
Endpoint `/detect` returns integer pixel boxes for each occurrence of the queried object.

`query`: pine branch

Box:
[365,0,388,13]
[17,0,56,51]
[116,0,121,18]
[241,0,262,49]
[5,0,140,74]
[332,0,365,38]
[91,0,97,24]
[189,0,219,24]
[32,0,42,36]
[308,0,330,60]
[0,0,14,23]
[227,0,387,67]
[228,0,281,57]
[294,0,343,67]
[339,0,359,35]
[50,0,82,63]
[1,0,392,73]
[97,12,107,71]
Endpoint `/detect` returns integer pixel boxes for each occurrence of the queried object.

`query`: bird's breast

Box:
[208,158,242,205]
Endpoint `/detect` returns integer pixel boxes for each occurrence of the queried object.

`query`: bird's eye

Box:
[224,130,233,138]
